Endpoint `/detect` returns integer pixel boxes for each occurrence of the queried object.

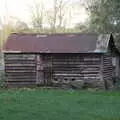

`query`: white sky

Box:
[0,0,88,28]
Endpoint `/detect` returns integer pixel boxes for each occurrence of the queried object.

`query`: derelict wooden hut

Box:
[3,33,120,89]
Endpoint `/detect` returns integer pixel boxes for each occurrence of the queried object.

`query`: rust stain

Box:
[3,33,112,53]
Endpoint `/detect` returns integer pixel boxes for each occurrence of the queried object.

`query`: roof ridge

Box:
[11,32,98,36]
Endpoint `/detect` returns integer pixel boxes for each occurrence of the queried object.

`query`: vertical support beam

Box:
[36,55,44,85]
[100,55,106,90]
[100,55,103,81]
[44,55,52,85]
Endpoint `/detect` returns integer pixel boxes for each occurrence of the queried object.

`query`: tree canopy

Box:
[83,0,120,48]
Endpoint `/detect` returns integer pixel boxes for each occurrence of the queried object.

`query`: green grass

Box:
[0,89,120,120]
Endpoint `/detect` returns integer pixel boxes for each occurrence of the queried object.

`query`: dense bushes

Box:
[0,71,4,87]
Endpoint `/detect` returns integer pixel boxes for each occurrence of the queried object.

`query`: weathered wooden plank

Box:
[5,65,35,68]
[52,61,100,64]
[52,55,100,59]
[52,68,100,71]
[5,79,36,82]
[5,59,36,62]
[5,64,35,67]
[5,81,36,85]
[5,67,36,71]
[52,64,100,68]
[5,72,36,76]
[5,60,36,64]
[52,60,101,63]
[52,73,99,77]
[52,72,99,76]
[6,76,36,79]
[4,54,35,58]
[5,58,36,60]
[6,70,36,73]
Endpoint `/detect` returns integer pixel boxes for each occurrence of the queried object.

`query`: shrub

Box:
[114,77,120,90]
[0,71,4,87]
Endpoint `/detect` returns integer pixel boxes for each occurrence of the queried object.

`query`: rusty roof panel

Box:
[3,33,112,53]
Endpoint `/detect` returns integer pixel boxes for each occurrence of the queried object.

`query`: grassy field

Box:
[0,89,120,120]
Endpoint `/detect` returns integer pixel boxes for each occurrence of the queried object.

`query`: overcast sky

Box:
[0,0,88,27]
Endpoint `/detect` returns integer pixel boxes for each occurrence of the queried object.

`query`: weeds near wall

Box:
[0,71,4,87]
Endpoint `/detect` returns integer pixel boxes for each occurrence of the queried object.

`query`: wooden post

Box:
[100,55,107,90]
[36,55,44,85]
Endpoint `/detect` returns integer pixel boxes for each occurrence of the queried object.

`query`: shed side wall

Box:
[102,54,113,89]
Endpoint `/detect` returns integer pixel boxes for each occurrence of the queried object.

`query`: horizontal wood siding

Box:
[102,54,113,89]
[50,54,101,84]
[4,53,36,86]
[4,53,103,88]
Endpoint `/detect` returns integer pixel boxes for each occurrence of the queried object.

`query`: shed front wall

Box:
[4,53,104,89]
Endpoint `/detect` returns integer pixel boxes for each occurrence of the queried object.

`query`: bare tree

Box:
[28,0,72,33]
[46,0,70,32]
[29,0,44,31]
[57,0,69,28]
[45,0,58,32]
[53,0,58,31]
[46,10,55,29]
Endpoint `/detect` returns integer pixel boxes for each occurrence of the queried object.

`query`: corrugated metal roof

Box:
[3,33,113,53]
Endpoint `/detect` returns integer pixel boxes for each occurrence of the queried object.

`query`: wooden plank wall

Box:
[4,53,103,87]
[4,53,36,86]
[102,54,113,89]
[50,54,101,84]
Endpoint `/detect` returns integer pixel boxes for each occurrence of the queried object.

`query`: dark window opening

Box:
[54,78,58,82]
[71,78,76,81]
[64,78,68,82]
